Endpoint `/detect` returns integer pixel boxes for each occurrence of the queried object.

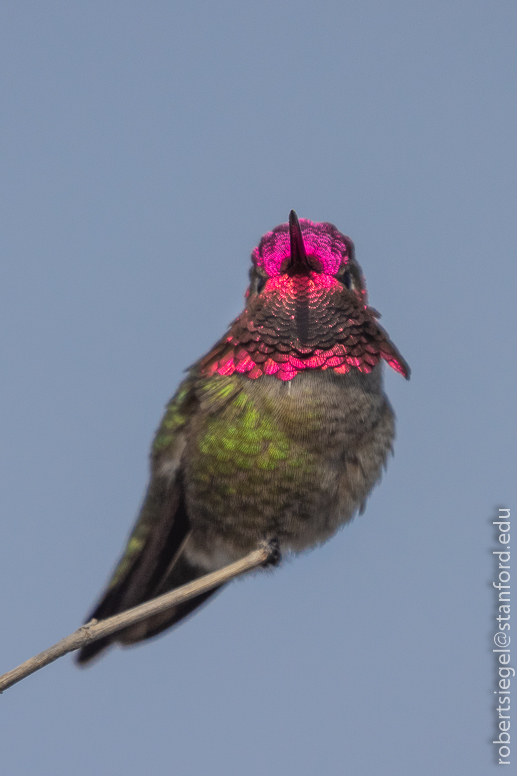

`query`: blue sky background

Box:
[1,2,516,774]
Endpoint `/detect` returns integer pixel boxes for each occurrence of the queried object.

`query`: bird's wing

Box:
[76,376,220,664]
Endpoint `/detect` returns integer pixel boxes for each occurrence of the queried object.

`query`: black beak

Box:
[288,210,310,274]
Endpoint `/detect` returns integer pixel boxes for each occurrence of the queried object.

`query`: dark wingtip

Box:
[75,636,113,666]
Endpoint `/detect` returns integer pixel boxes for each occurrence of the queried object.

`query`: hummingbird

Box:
[76,211,409,664]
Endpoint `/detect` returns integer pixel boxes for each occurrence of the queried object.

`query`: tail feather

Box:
[76,574,223,664]
[76,475,221,665]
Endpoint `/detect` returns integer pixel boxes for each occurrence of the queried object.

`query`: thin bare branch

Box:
[0,542,273,694]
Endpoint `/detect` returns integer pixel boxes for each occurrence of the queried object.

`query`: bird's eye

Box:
[340,271,352,290]
[249,269,267,295]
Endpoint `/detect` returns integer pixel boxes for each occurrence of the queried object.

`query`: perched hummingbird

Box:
[77,211,409,664]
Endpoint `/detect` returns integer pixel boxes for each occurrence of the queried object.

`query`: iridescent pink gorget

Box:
[200,212,409,382]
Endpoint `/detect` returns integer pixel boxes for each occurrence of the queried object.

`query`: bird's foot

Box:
[261,537,282,567]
